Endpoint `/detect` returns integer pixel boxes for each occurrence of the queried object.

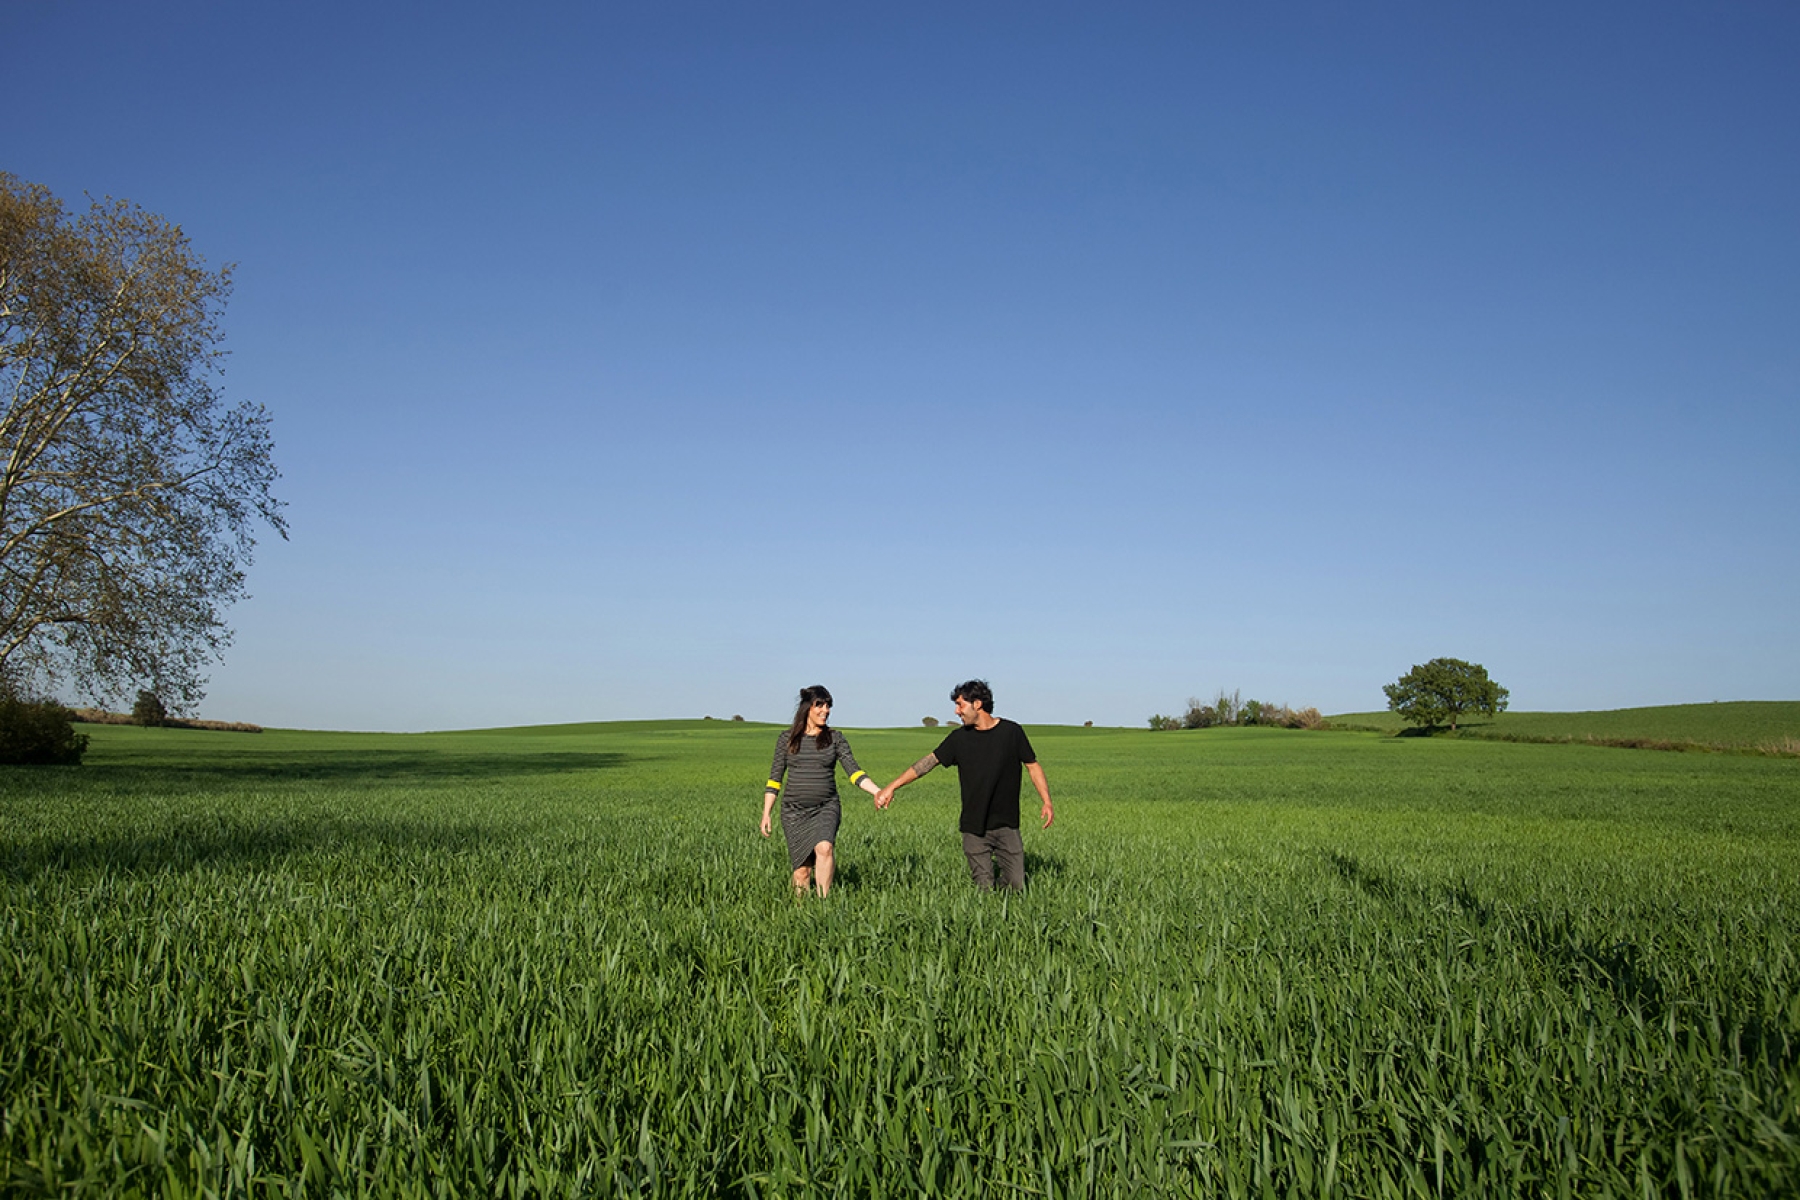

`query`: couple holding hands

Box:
[759,680,1055,897]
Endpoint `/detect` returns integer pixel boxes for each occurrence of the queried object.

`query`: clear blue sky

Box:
[10,1,1797,730]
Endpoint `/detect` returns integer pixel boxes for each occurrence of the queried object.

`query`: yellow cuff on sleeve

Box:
[766,779,782,792]
[848,770,867,785]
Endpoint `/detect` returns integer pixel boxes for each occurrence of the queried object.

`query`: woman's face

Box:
[808,700,831,727]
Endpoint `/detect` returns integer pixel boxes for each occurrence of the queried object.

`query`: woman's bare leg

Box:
[813,842,835,897]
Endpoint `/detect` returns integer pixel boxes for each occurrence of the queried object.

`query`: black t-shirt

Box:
[934,718,1038,835]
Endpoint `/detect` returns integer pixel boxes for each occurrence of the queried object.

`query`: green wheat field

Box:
[4,708,1798,1196]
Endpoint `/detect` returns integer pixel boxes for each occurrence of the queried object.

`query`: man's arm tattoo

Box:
[910,752,939,777]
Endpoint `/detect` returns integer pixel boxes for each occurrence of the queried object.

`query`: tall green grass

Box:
[3,721,1796,1195]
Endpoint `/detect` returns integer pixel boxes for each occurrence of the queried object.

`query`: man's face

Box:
[953,696,982,726]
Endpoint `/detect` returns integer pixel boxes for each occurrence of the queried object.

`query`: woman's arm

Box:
[835,731,882,800]
[762,736,787,836]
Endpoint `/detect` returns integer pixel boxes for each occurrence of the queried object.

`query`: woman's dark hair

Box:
[952,679,994,713]
[787,685,834,753]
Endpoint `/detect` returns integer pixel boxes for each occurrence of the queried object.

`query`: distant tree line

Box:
[1150,658,1509,737]
[70,693,262,733]
[1149,689,1324,732]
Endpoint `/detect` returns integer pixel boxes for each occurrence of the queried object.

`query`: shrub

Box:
[0,695,89,765]
[1160,692,1327,732]
[132,690,169,727]
[1083,721,1093,728]
[923,717,939,727]
[731,715,744,722]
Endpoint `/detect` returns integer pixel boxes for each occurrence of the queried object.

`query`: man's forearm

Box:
[886,753,938,793]
[876,753,938,810]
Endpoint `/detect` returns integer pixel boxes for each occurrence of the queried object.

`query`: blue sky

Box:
[9,1,1797,730]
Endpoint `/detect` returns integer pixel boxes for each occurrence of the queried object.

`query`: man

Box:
[875,679,1054,890]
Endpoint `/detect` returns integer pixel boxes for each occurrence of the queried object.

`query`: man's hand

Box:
[877,766,922,811]
[1027,761,1053,829]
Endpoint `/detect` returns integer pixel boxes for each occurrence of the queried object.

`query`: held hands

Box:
[874,786,894,810]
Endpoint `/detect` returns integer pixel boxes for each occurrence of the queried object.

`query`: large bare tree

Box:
[0,173,285,711]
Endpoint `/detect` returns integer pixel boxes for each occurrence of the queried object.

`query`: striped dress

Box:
[766,729,869,869]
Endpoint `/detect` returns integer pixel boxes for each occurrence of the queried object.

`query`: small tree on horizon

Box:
[132,690,168,727]
[1383,658,1509,731]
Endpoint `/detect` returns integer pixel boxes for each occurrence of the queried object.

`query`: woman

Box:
[761,685,879,897]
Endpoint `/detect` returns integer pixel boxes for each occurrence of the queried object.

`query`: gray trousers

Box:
[962,827,1025,891]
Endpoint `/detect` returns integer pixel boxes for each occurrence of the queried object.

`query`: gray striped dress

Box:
[766,729,869,869]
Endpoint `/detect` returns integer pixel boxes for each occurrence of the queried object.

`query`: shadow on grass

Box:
[4,753,634,879]
[1393,724,1496,738]
[73,750,634,788]
[1326,851,1667,1019]
[3,812,528,881]
[832,849,1066,892]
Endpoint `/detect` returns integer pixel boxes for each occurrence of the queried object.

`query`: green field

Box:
[3,718,1798,1196]
[1329,700,1800,753]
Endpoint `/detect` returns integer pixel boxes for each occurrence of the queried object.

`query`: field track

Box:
[4,717,1797,1196]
